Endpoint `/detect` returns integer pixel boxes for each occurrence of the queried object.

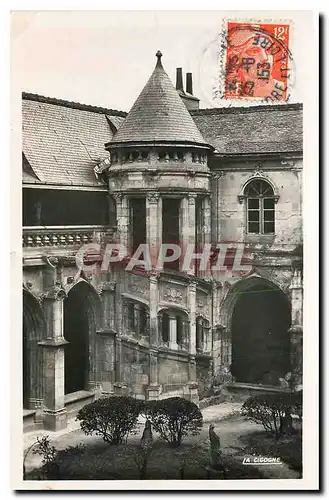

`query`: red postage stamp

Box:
[223,21,292,102]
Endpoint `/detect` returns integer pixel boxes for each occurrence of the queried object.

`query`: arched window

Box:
[245,180,275,234]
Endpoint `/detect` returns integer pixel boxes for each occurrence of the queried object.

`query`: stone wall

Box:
[212,158,303,249]
[157,351,189,390]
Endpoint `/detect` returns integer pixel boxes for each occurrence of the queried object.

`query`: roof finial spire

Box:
[155,50,163,68]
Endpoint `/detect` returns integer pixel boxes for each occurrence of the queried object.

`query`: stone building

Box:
[22,51,303,431]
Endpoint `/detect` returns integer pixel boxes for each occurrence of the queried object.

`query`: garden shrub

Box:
[76,396,143,444]
[241,392,302,439]
[144,397,203,447]
[32,437,87,480]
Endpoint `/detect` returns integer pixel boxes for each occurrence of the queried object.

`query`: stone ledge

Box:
[97,328,117,336]
[23,409,36,419]
[64,390,95,406]
[38,338,69,348]
[157,346,190,361]
[227,383,290,393]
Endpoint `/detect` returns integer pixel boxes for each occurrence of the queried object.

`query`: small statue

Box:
[209,423,223,471]
[141,419,153,450]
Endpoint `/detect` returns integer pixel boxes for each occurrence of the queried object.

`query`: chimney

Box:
[176,68,183,91]
[186,73,193,95]
[175,67,200,110]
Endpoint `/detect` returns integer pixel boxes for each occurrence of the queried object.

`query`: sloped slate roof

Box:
[191,104,303,155]
[22,93,126,186]
[110,52,208,146]
[106,115,125,132]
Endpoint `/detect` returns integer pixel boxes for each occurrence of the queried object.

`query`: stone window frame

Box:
[196,315,210,352]
[238,176,279,236]
[158,308,189,350]
[123,298,150,339]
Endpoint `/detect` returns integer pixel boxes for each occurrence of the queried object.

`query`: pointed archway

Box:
[220,276,291,386]
[63,280,101,395]
[23,288,46,408]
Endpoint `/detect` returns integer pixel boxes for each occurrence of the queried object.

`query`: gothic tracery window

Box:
[245,180,275,234]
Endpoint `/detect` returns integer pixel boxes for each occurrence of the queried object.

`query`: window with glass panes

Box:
[245,180,275,234]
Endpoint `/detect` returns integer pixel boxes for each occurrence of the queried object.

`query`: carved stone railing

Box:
[23,225,114,248]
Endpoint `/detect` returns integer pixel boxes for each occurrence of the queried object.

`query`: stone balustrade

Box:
[110,148,208,166]
[23,225,114,248]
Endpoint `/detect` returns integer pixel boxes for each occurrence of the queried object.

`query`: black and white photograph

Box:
[10,8,319,490]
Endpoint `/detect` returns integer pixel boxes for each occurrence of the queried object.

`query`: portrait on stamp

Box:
[224,22,291,101]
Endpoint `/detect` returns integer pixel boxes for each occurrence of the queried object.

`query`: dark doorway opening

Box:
[162,198,180,270]
[64,285,92,394]
[131,198,146,255]
[231,284,291,385]
[22,290,45,409]
[23,188,112,226]
[22,322,30,408]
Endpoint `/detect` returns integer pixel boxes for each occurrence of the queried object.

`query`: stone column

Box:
[203,196,212,246]
[288,269,303,387]
[180,196,189,246]
[149,274,159,346]
[182,319,189,350]
[39,285,68,431]
[100,281,116,331]
[146,192,161,271]
[147,273,160,399]
[211,174,219,243]
[204,326,212,353]
[114,337,127,395]
[114,193,129,250]
[133,303,141,338]
[169,314,178,350]
[113,273,127,395]
[188,280,197,355]
[147,348,160,400]
[187,280,197,399]
[213,172,224,243]
[97,281,116,395]
[219,325,232,371]
[180,193,197,274]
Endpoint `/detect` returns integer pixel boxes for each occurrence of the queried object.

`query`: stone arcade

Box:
[22,52,303,431]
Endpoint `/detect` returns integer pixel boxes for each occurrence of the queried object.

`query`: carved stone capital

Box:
[147,192,160,203]
[188,193,197,205]
[112,192,123,202]
[213,171,225,179]
[101,281,116,293]
[42,256,59,268]
[40,283,67,302]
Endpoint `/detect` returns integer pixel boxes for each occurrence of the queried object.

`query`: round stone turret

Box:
[105,51,213,196]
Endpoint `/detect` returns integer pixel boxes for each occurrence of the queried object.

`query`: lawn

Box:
[240,430,302,475]
[27,439,266,480]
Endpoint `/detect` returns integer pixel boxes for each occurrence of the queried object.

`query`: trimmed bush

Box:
[144,397,203,447]
[241,392,302,439]
[76,396,143,444]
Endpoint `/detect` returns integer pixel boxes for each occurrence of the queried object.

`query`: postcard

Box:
[11,9,319,491]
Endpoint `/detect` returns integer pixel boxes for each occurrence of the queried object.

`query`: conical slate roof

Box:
[110,51,208,146]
